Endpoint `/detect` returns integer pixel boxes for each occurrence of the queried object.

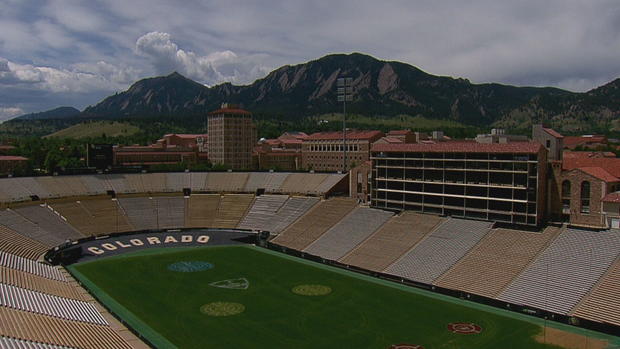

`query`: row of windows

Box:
[308,144,360,152]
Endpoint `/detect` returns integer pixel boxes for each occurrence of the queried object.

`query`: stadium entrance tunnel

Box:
[45,228,270,265]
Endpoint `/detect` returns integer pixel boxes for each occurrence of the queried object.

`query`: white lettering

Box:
[164,236,178,243]
[102,243,117,251]
[147,237,161,244]
[130,239,144,246]
[116,241,131,248]
[181,235,192,243]
[197,235,210,244]
[88,247,105,255]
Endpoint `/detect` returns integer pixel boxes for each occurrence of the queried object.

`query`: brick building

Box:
[563,135,608,150]
[254,132,307,171]
[370,142,547,226]
[302,130,384,172]
[548,154,620,228]
[0,156,28,174]
[207,104,257,170]
[113,133,207,167]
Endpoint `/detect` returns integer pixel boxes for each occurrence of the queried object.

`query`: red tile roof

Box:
[563,157,620,178]
[306,130,384,141]
[564,135,607,147]
[543,127,563,139]
[372,141,543,154]
[380,136,405,144]
[208,108,251,115]
[0,156,27,161]
[387,130,412,135]
[563,151,616,159]
[576,167,619,182]
[602,192,620,203]
[165,134,208,139]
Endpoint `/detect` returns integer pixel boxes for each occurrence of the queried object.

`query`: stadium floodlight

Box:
[336,77,353,171]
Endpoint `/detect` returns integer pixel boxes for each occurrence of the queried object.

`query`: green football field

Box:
[69,245,618,349]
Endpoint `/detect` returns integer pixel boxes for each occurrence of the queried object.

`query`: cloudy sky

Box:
[1,0,620,120]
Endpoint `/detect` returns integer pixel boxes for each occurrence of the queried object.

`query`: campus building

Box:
[301,130,384,172]
[207,104,257,170]
[370,142,547,226]
[113,133,208,167]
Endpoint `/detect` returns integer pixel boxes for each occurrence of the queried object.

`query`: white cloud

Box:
[1,58,137,93]
[0,107,24,122]
[135,31,272,85]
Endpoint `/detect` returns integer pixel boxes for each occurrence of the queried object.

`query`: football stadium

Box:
[0,172,619,348]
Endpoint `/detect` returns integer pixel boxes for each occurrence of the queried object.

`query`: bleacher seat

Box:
[573,253,620,326]
[498,228,620,315]
[385,218,493,284]
[340,212,443,272]
[304,207,393,260]
[436,226,562,298]
[237,195,289,231]
[185,194,220,228]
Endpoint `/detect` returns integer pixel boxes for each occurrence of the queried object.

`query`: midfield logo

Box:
[209,278,250,290]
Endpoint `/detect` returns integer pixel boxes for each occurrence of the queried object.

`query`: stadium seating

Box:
[498,228,620,315]
[0,252,66,282]
[268,197,319,234]
[261,173,290,193]
[0,266,82,300]
[0,178,32,202]
[206,172,249,192]
[76,175,110,195]
[0,306,132,349]
[340,212,443,272]
[272,197,357,250]
[13,177,52,200]
[304,207,393,260]
[243,172,271,192]
[189,172,209,192]
[211,194,254,228]
[237,195,289,231]
[314,174,346,194]
[435,226,562,298]
[572,254,620,326]
[384,218,493,284]
[105,174,131,194]
[280,173,330,195]
[0,335,76,348]
[153,196,185,229]
[141,173,166,193]
[52,199,134,236]
[0,210,60,247]
[13,206,83,243]
[165,173,189,192]
[34,177,71,198]
[61,176,90,197]
[0,225,49,260]
[185,194,220,228]
[117,197,158,230]
[0,283,107,325]
[124,174,145,193]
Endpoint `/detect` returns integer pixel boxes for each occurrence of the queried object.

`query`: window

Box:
[546,140,551,148]
[562,180,571,212]
[580,181,590,213]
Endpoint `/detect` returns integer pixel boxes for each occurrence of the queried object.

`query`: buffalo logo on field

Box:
[447,322,482,334]
[388,344,424,349]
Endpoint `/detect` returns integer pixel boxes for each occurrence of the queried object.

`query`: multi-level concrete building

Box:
[370,142,547,226]
[207,104,257,170]
[301,130,384,172]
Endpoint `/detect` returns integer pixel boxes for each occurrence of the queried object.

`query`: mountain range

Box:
[16,53,620,133]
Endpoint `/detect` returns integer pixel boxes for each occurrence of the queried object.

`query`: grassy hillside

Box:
[45,121,140,139]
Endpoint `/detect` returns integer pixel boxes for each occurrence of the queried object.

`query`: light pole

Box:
[337,77,353,172]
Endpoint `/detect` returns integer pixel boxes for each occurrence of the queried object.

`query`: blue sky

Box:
[1,0,620,120]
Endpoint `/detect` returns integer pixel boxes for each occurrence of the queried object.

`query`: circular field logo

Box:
[447,322,482,334]
[388,344,424,349]
[167,261,213,272]
[291,284,332,296]
[200,302,245,317]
